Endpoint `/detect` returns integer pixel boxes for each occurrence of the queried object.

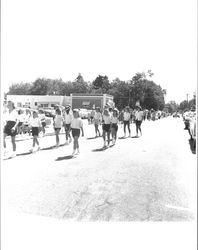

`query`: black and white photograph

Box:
[1,0,197,249]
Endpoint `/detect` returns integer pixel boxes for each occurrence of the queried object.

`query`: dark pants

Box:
[123,121,130,134]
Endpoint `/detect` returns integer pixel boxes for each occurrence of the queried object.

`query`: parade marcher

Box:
[23,108,31,135]
[102,109,111,148]
[90,109,95,124]
[71,109,84,155]
[119,109,124,127]
[53,108,63,148]
[109,107,113,118]
[17,109,25,134]
[135,106,144,137]
[3,101,19,158]
[93,107,102,137]
[29,111,41,153]
[147,110,151,121]
[111,108,119,145]
[38,109,46,136]
[63,105,73,145]
[123,106,131,137]
[88,111,91,124]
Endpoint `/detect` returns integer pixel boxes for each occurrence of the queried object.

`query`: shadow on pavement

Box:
[17,152,32,157]
[42,143,66,151]
[41,145,56,151]
[118,136,127,139]
[92,147,107,152]
[188,139,196,154]
[86,137,97,140]
[131,136,139,138]
[55,155,74,161]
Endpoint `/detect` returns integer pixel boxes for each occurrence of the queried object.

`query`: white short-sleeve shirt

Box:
[111,116,119,124]
[123,112,131,121]
[103,115,111,124]
[30,117,41,127]
[6,109,18,122]
[54,115,63,128]
[71,118,83,129]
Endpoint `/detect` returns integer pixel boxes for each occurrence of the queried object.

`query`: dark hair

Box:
[56,108,61,115]
[8,101,15,109]
[18,109,22,115]
[73,109,80,117]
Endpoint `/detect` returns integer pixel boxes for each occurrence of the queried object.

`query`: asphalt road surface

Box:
[2,116,197,221]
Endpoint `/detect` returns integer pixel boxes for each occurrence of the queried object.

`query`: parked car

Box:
[79,109,89,119]
[44,110,55,118]
[173,112,180,118]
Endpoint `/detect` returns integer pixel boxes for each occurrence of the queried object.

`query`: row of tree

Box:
[7,71,167,110]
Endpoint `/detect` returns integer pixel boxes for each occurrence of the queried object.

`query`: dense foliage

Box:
[7,71,167,110]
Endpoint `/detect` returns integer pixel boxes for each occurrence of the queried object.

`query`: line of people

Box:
[3,101,145,158]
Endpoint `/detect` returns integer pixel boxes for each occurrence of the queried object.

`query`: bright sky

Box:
[1,0,197,103]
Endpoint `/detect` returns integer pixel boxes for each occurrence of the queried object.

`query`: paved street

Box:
[2,117,197,221]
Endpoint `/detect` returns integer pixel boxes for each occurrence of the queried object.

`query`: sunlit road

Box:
[2,117,196,221]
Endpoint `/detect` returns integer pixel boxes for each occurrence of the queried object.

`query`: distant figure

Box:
[29,111,41,153]
[102,109,111,148]
[111,109,119,145]
[17,109,24,134]
[71,109,84,155]
[23,108,31,135]
[135,106,144,137]
[63,105,73,145]
[123,106,131,137]
[93,107,102,137]
[38,109,46,136]
[3,101,19,158]
[90,109,95,124]
[53,108,63,148]
[88,111,91,124]
[147,110,151,121]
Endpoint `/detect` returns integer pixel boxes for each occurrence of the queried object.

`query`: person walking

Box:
[71,109,84,155]
[53,108,63,148]
[111,109,119,145]
[90,109,95,124]
[93,107,102,137]
[29,111,42,153]
[3,101,19,158]
[135,106,144,137]
[23,108,31,136]
[63,105,73,145]
[102,109,111,148]
[38,109,46,136]
[123,106,131,137]
[17,109,25,135]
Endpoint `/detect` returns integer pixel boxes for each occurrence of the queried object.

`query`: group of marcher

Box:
[3,100,163,159]
[89,106,144,146]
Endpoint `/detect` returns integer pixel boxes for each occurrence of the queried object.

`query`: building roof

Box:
[71,93,104,96]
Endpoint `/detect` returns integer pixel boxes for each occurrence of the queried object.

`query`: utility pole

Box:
[186,93,189,109]
[186,93,189,102]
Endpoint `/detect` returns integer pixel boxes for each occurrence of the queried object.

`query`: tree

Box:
[75,73,85,84]
[179,100,188,111]
[130,72,165,110]
[108,78,130,109]
[29,78,49,95]
[8,82,32,95]
[166,101,178,113]
[92,75,110,93]
[72,74,89,93]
